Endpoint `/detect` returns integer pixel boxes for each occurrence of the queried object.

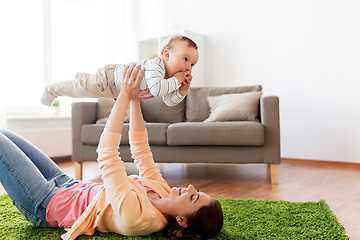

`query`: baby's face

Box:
[163,40,199,78]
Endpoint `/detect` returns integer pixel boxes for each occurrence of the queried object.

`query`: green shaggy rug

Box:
[0,194,348,240]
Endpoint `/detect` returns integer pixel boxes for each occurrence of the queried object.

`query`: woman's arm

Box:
[104,64,145,134]
[97,63,144,179]
[128,85,168,182]
[129,99,145,132]
[97,64,154,227]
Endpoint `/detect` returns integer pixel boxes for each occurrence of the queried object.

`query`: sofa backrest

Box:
[140,96,185,123]
[185,85,262,122]
[139,85,262,123]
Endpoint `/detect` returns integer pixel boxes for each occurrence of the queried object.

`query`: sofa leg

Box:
[74,162,83,180]
[268,164,279,184]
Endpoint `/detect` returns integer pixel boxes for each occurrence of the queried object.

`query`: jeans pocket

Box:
[18,204,46,227]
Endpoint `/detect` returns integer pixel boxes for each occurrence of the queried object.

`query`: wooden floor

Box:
[1,158,359,239]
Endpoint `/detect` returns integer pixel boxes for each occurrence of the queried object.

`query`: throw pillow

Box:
[96,98,129,124]
[185,85,262,122]
[204,92,262,122]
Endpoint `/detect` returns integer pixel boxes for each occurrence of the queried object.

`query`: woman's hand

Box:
[104,64,150,134]
[120,64,152,100]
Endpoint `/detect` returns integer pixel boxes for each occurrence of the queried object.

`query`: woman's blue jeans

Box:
[0,129,79,227]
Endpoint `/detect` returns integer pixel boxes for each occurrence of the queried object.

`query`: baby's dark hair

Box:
[161,35,198,55]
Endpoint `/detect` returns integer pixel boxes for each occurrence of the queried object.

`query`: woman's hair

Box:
[163,199,223,240]
[161,35,198,55]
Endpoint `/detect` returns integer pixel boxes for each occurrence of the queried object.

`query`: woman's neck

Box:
[147,192,172,218]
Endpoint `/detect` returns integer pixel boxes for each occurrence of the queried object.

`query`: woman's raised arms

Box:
[103,64,149,134]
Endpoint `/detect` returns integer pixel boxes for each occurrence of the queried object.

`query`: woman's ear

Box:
[163,49,170,61]
[175,216,188,228]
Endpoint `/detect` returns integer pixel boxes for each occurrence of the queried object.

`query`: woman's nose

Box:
[187,184,196,193]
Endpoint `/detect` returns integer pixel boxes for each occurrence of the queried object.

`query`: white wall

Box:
[138,0,360,162]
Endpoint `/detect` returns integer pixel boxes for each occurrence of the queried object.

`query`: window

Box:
[1,0,138,110]
[0,0,44,108]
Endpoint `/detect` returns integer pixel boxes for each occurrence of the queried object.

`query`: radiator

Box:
[12,128,71,157]
[6,109,72,158]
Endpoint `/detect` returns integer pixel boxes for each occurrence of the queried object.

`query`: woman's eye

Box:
[190,195,194,200]
[184,57,188,62]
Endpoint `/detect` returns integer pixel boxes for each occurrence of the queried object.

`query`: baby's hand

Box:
[179,73,193,96]
[173,71,188,85]
[183,72,193,85]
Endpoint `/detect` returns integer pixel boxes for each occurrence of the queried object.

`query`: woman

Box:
[0,64,223,239]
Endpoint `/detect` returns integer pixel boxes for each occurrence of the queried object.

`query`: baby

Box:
[40,36,199,107]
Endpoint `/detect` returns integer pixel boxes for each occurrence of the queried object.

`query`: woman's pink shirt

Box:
[46,182,105,228]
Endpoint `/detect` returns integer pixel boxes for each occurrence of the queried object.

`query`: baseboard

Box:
[281,158,360,166]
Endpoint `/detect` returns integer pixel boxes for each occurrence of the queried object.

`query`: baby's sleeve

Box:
[145,58,180,97]
[162,89,186,107]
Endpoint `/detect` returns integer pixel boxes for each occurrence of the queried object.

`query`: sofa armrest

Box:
[71,102,98,163]
[260,96,281,164]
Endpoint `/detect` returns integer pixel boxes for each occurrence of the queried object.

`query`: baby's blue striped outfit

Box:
[114,57,185,107]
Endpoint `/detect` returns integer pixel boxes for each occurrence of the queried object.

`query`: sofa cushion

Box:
[81,123,169,145]
[96,98,130,124]
[140,96,185,123]
[166,122,264,146]
[205,92,263,122]
[185,85,262,122]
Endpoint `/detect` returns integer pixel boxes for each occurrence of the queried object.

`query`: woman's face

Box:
[168,184,213,217]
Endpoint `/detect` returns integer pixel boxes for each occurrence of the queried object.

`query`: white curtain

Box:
[0,0,138,109]
[0,0,44,107]
[0,108,7,129]
[50,0,139,108]
[51,0,139,82]
[108,0,139,64]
